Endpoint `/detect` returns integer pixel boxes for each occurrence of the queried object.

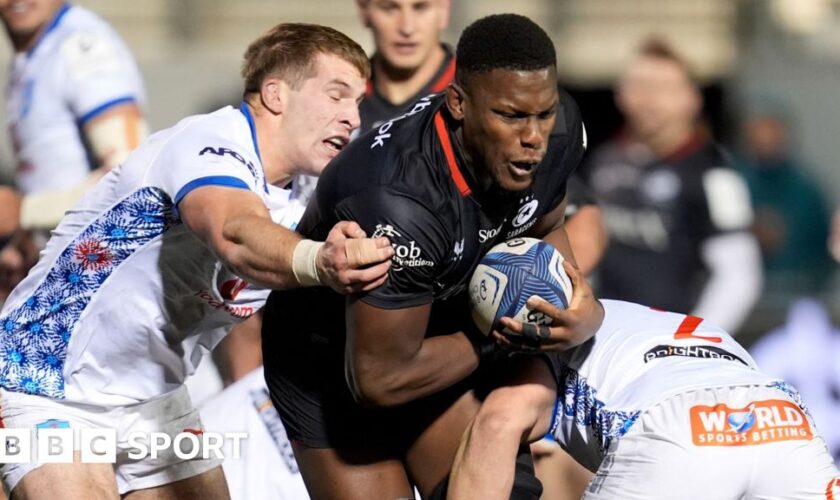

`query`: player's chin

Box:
[495,170,535,193]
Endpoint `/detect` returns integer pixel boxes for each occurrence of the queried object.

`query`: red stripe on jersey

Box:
[434,111,471,197]
[431,57,456,93]
[365,80,374,97]
[674,315,722,343]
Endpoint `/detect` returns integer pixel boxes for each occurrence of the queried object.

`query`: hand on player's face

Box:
[492,260,604,352]
[316,221,395,294]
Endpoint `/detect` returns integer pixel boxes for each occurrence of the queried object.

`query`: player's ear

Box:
[260,77,287,115]
[357,0,371,28]
[446,82,466,121]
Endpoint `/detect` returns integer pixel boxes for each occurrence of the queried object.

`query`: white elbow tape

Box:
[87,113,149,169]
[292,239,325,287]
[19,174,99,230]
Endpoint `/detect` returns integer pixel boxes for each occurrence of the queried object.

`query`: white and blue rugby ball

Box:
[469,238,573,336]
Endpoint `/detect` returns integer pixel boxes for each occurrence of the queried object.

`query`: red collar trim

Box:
[434,111,471,197]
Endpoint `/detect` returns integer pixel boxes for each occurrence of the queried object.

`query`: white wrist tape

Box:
[292,239,325,287]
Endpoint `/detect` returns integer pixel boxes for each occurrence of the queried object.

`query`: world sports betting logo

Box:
[0,424,247,463]
[689,399,812,446]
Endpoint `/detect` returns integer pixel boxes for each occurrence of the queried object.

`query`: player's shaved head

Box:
[242,23,370,96]
[455,14,556,85]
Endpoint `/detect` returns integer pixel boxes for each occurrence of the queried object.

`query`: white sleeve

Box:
[691,231,763,333]
[702,167,754,232]
[153,140,265,209]
[59,30,146,123]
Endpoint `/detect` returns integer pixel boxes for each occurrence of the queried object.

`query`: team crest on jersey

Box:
[372,223,434,271]
[690,399,812,447]
[504,196,540,239]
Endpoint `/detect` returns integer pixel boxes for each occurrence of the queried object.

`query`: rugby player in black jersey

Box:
[356,0,455,133]
[263,14,604,499]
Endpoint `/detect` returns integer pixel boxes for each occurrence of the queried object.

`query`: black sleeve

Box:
[544,89,587,212]
[564,175,598,218]
[335,186,451,309]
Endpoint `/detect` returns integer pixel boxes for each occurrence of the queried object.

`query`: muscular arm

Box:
[528,196,577,266]
[564,204,608,276]
[345,300,480,408]
[180,186,302,289]
[180,186,392,292]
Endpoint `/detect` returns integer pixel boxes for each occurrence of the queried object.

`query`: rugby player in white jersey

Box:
[0,0,148,295]
[0,23,393,499]
[449,299,840,499]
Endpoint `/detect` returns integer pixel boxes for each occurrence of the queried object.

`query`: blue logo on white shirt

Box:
[0,187,177,398]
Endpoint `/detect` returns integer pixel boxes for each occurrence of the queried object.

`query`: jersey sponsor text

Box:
[690,399,812,446]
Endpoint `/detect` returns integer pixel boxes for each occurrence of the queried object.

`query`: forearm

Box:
[351,331,479,407]
[564,205,607,276]
[217,214,303,289]
[541,224,578,268]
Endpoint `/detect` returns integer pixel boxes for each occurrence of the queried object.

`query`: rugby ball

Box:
[468,238,573,336]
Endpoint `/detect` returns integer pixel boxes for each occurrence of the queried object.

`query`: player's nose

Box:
[519,118,544,150]
[341,102,361,132]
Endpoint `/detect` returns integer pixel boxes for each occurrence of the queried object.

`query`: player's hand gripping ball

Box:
[469,238,572,342]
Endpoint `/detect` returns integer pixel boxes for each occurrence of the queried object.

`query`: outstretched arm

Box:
[180,186,393,293]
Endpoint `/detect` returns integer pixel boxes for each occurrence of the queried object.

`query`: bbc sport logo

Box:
[0,427,247,463]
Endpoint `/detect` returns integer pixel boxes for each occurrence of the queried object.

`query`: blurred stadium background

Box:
[0,0,838,342]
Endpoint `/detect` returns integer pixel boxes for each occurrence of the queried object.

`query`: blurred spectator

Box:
[585,38,762,333]
[0,0,147,297]
[356,0,452,133]
[736,101,833,295]
[749,298,840,465]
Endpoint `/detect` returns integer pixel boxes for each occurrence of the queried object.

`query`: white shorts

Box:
[0,385,221,495]
[584,383,840,500]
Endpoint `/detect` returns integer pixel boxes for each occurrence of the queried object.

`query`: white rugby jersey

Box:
[5,3,146,194]
[548,300,776,468]
[0,104,312,405]
[200,369,308,500]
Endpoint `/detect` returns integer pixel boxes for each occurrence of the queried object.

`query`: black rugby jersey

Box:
[298,91,585,314]
[359,45,456,133]
[586,133,749,313]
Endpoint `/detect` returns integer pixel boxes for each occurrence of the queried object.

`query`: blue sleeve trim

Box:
[174,175,250,207]
[27,3,71,58]
[78,96,137,125]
